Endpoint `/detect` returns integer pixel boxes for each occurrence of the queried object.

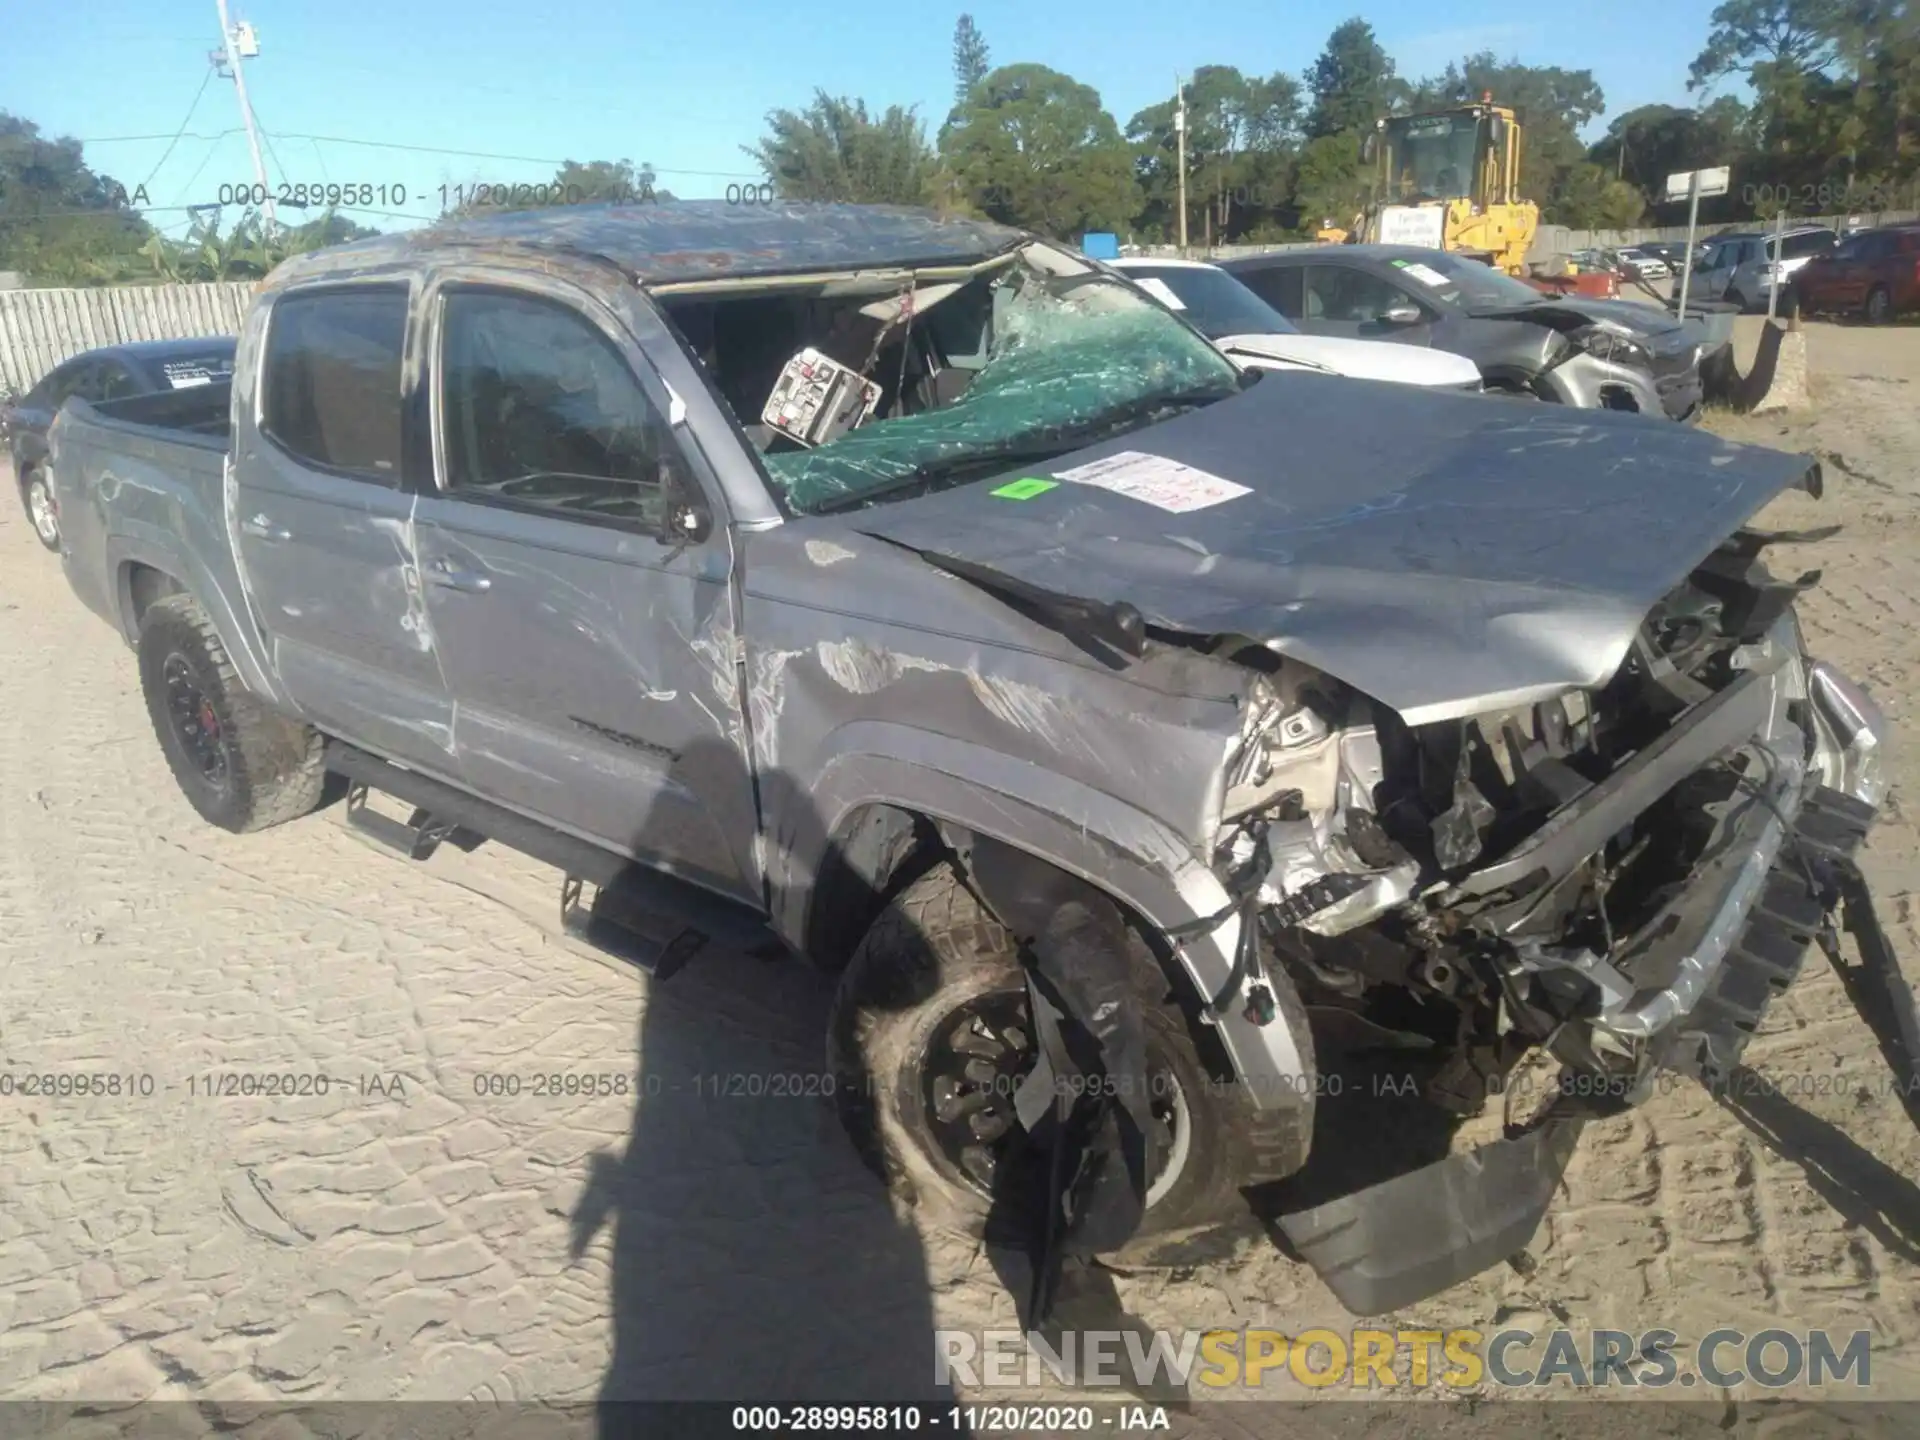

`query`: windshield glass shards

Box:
[756,246,1241,516]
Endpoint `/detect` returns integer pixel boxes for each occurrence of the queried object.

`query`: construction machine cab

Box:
[1368,100,1522,210]
[1359,94,1537,273]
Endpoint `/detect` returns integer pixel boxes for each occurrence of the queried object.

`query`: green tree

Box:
[0,111,155,285]
[1291,131,1370,233]
[1688,0,1849,87]
[1305,19,1397,139]
[1127,68,1301,242]
[749,92,936,205]
[138,207,349,283]
[952,15,991,110]
[941,64,1139,237]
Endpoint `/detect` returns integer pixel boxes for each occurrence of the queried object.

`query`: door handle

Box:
[424,555,492,593]
[240,513,291,542]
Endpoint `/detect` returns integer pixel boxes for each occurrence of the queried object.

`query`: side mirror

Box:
[655,462,712,546]
[1382,303,1423,325]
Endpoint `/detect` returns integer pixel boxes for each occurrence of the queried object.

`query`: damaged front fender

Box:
[780,735,1317,1116]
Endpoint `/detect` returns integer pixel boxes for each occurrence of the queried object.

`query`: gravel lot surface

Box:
[2,321,1918,1436]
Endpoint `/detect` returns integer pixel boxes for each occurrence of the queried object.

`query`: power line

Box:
[136,63,220,192]
[78,128,758,178]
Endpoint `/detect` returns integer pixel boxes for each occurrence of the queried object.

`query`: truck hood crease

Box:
[846,378,1820,724]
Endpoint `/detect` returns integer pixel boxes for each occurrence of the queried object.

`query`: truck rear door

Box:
[235,280,456,773]
[410,271,758,904]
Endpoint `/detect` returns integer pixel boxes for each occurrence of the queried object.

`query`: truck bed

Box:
[47,381,240,651]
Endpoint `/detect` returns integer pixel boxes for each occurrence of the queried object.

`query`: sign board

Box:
[1376,205,1446,250]
[1081,232,1120,261]
[1665,166,1730,202]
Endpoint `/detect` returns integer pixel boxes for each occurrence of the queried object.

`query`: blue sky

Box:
[13,0,1727,235]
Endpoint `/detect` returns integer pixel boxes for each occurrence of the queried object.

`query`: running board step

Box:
[325,741,777,976]
[343,784,485,861]
[561,875,704,978]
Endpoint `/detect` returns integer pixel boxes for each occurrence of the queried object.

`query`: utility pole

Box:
[1174,75,1188,256]
[213,0,275,233]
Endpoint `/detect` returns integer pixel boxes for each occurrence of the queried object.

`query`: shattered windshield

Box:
[761,246,1241,516]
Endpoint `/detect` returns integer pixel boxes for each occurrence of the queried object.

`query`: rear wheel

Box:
[137,594,329,833]
[1865,284,1893,326]
[828,862,1314,1263]
[20,466,59,551]
[1726,286,1750,312]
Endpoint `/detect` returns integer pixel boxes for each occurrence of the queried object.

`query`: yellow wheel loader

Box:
[1354,94,1539,275]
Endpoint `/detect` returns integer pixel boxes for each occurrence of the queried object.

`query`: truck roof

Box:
[267,200,1030,289]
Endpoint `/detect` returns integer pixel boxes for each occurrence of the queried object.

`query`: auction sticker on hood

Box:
[1053,450,1252,513]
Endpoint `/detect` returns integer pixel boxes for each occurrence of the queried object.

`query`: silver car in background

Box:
[1694,226,1838,311]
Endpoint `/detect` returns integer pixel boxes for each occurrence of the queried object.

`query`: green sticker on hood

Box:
[991,477,1059,500]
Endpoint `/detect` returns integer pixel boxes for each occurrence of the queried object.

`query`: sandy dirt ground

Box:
[2,321,1919,1435]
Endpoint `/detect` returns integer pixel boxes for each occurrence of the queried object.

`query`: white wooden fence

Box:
[0,283,254,396]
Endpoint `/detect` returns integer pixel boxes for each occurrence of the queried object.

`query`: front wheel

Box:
[20,466,59,551]
[137,594,329,833]
[827,863,1313,1263]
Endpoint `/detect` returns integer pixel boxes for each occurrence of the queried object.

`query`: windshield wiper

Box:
[1219,339,1337,375]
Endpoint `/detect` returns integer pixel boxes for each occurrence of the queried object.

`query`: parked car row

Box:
[30,201,1892,1321]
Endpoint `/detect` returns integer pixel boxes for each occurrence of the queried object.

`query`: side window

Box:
[1238,265,1303,318]
[55,362,101,404]
[437,288,677,530]
[1305,266,1418,322]
[262,285,408,483]
[1782,230,1835,260]
[97,362,141,402]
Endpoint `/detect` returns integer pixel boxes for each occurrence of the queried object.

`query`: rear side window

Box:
[160,354,235,390]
[1780,230,1836,260]
[97,363,141,402]
[262,285,408,481]
[1238,265,1304,319]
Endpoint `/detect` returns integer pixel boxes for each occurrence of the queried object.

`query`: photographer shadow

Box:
[565,737,958,1419]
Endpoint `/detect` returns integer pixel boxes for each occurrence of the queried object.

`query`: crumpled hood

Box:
[1216,332,1481,388]
[1476,296,1695,348]
[848,374,1819,725]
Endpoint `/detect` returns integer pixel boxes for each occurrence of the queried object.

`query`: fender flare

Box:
[777,720,1313,1112]
[104,531,287,708]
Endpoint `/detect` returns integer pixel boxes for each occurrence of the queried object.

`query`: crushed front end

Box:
[1210,529,1893,1311]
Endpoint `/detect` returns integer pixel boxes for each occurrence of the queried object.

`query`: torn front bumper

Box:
[1281,655,1891,1315]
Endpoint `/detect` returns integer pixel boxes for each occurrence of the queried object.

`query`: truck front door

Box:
[236,281,456,774]
[412,275,757,903]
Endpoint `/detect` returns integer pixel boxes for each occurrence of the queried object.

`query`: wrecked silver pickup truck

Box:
[47,201,1897,1317]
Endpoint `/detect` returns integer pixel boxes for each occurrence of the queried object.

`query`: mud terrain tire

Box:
[138,594,328,833]
[828,861,1314,1264]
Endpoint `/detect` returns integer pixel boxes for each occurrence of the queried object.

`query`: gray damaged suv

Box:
[1226,245,1708,421]
[47,202,1895,1315]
